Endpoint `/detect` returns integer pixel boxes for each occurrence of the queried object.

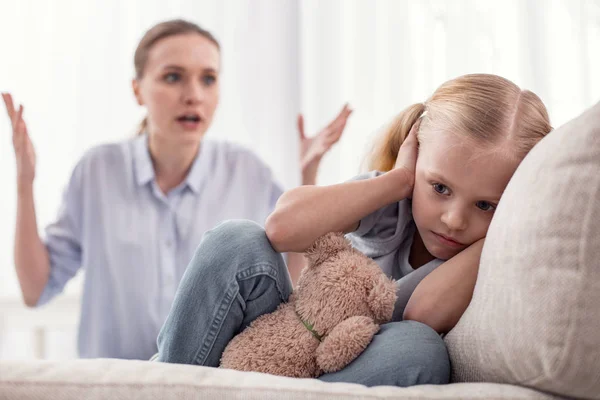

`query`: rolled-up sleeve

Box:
[37,162,84,306]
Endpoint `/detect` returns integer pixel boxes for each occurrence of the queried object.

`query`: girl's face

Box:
[132,33,220,143]
[411,130,520,260]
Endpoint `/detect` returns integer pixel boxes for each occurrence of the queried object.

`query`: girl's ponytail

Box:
[367,103,425,172]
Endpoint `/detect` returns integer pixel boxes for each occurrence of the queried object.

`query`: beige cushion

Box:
[445,101,600,399]
[0,359,560,400]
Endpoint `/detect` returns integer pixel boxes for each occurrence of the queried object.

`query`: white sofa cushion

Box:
[0,359,560,399]
[445,101,600,399]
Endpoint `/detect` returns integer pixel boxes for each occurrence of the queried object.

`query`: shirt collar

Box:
[185,140,213,194]
[133,134,154,187]
[132,133,213,194]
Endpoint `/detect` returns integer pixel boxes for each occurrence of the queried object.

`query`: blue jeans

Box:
[157,220,450,387]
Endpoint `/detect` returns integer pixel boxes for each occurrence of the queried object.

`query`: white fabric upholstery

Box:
[0,359,561,400]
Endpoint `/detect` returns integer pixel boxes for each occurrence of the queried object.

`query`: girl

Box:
[155,74,552,386]
[2,19,351,360]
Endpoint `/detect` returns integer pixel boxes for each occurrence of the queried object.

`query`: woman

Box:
[2,19,351,360]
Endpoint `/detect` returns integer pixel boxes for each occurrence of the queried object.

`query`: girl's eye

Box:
[202,75,216,86]
[476,201,496,212]
[432,183,449,195]
[164,72,181,83]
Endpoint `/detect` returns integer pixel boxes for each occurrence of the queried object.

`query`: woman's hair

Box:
[134,19,220,135]
[367,74,553,171]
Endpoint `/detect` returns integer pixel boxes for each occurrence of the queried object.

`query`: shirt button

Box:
[166,240,172,248]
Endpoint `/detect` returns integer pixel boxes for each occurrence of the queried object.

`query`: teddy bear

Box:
[219,232,398,378]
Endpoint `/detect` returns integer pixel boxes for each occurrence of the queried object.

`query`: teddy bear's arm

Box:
[315,316,379,373]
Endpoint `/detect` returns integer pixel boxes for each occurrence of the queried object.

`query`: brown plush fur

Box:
[219,232,397,378]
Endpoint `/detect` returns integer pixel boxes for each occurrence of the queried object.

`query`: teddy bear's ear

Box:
[367,274,397,323]
[304,232,352,268]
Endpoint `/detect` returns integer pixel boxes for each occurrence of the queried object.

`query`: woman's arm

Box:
[282,105,354,283]
[265,168,412,253]
[3,93,51,307]
[285,252,306,287]
[15,184,51,307]
[403,238,484,334]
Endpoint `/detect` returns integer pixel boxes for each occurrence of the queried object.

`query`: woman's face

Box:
[133,33,220,143]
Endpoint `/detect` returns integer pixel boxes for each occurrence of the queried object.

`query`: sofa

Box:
[2,101,599,400]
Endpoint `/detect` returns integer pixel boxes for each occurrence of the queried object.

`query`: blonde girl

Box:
[154,74,552,387]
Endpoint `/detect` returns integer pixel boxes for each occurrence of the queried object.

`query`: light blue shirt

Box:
[37,134,283,360]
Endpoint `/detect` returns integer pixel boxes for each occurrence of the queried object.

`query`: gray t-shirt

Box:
[346,171,444,321]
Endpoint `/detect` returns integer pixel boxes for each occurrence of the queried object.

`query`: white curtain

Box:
[299,0,600,184]
[1,0,599,359]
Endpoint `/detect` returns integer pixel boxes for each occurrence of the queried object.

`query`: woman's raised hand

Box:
[2,93,36,186]
[298,103,353,185]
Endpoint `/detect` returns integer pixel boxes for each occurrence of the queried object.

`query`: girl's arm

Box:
[265,168,412,253]
[266,127,419,254]
[403,238,484,334]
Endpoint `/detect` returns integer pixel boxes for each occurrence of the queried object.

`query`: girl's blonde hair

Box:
[134,19,220,135]
[367,74,552,171]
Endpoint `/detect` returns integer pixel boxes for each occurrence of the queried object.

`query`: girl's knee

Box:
[376,321,450,385]
[192,219,286,277]
[206,219,266,245]
[197,219,269,258]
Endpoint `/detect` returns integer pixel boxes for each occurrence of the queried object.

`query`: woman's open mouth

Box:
[176,113,202,130]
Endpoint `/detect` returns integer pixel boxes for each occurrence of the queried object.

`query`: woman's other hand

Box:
[298,103,353,185]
